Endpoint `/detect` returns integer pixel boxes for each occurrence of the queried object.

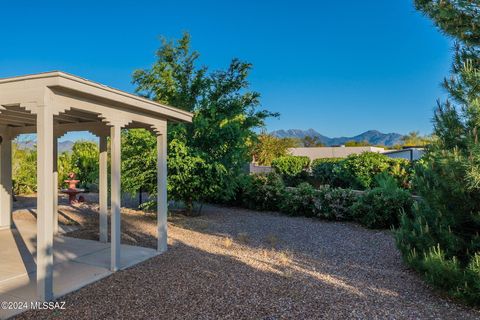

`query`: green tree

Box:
[251,133,299,165]
[58,151,74,188]
[400,131,432,146]
[132,33,277,213]
[121,129,157,206]
[344,140,370,147]
[301,135,324,147]
[396,0,480,305]
[70,141,99,190]
[12,140,37,194]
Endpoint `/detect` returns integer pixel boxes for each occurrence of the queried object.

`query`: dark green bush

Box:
[396,150,480,306]
[271,155,310,186]
[234,172,285,211]
[280,183,319,217]
[311,158,343,187]
[314,185,356,220]
[352,174,413,229]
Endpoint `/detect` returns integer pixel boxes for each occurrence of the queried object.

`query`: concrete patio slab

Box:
[0,218,159,319]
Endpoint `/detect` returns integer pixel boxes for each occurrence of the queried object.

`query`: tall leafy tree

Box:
[301,135,324,147]
[251,133,300,166]
[396,0,480,305]
[400,131,432,146]
[70,141,99,190]
[131,33,277,212]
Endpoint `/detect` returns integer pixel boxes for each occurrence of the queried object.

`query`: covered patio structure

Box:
[0,72,192,316]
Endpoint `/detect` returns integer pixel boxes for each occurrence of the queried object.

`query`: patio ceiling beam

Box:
[0,107,33,116]
[0,118,31,126]
[55,114,94,123]
[0,113,36,124]
[64,109,102,120]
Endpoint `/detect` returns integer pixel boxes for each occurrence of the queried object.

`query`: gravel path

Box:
[12,197,480,319]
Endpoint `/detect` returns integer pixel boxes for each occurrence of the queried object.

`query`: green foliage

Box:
[311,158,343,187]
[280,183,318,217]
[414,0,479,46]
[235,175,357,221]
[352,174,413,229]
[70,141,99,190]
[58,151,74,187]
[122,129,157,197]
[301,135,324,147]
[132,33,277,213]
[401,131,432,147]
[396,1,480,305]
[344,140,369,146]
[168,139,226,213]
[314,185,356,220]
[12,143,36,194]
[251,133,299,166]
[271,155,310,186]
[233,172,285,211]
[331,152,412,190]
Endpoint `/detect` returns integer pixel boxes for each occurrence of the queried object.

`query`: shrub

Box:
[336,152,411,190]
[12,144,37,194]
[234,172,285,211]
[271,155,310,186]
[314,185,356,220]
[71,141,99,190]
[280,183,319,217]
[311,158,343,187]
[352,174,413,229]
[396,149,480,306]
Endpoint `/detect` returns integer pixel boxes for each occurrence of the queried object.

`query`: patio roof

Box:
[0,71,193,127]
[0,71,184,307]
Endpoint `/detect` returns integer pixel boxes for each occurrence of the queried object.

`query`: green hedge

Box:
[271,155,310,186]
[233,172,412,227]
[351,174,413,229]
[311,152,412,190]
[311,158,343,187]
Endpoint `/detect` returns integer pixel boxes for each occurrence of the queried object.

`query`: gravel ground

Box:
[11,196,480,319]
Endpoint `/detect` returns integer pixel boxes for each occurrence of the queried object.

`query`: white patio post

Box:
[0,134,13,229]
[157,131,168,253]
[99,134,108,243]
[53,135,59,234]
[110,125,121,271]
[36,106,54,301]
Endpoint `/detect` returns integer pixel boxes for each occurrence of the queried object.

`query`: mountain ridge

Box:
[271,129,403,147]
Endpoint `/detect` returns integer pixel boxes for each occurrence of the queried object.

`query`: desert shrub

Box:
[352,174,413,229]
[314,185,356,220]
[311,158,343,187]
[271,155,310,186]
[336,152,411,190]
[234,172,285,211]
[280,183,319,217]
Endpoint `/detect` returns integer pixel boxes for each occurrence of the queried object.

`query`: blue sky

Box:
[0,0,452,141]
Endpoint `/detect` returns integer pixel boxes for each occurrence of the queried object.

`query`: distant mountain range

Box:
[271,129,404,147]
[16,140,87,153]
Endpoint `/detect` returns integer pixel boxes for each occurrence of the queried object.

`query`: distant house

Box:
[288,146,385,160]
[383,147,425,161]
